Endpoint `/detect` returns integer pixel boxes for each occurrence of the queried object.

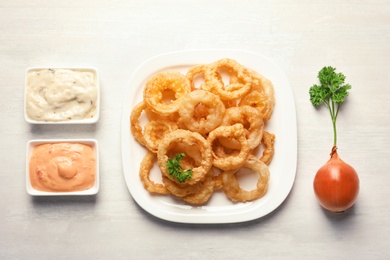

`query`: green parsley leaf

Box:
[166,153,193,183]
[309,84,330,106]
[309,66,352,146]
[333,84,351,104]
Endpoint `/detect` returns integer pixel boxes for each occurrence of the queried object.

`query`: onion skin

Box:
[313,146,359,212]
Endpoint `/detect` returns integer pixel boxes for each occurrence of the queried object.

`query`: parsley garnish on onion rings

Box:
[166,153,193,183]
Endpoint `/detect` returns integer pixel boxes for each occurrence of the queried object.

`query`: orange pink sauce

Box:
[29,142,96,192]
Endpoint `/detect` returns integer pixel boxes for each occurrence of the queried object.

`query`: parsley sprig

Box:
[166,153,193,183]
[309,66,351,146]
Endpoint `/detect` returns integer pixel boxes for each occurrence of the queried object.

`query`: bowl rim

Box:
[26,138,99,196]
[24,67,100,124]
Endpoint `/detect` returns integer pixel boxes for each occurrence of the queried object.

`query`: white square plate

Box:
[26,139,99,196]
[121,50,297,224]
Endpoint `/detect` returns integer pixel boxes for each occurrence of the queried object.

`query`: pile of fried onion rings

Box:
[130,58,276,204]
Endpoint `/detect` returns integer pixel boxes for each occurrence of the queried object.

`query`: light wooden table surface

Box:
[1,1,389,259]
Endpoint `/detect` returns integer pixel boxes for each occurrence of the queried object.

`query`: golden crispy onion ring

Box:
[212,168,224,191]
[222,155,270,202]
[178,89,226,135]
[160,142,206,197]
[130,101,147,146]
[204,58,252,100]
[249,69,275,103]
[260,132,275,165]
[144,71,191,115]
[212,138,240,160]
[139,150,170,195]
[186,64,214,91]
[207,124,250,171]
[143,120,178,153]
[162,175,203,198]
[241,69,275,120]
[239,90,273,121]
[157,129,212,185]
[219,106,264,150]
[144,106,179,123]
[182,168,215,205]
[167,142,204,170]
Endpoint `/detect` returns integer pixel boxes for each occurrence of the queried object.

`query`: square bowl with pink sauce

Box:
[26,139,99,196]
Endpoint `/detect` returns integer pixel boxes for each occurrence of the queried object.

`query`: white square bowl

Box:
[26,139,99,196]
[24,67,100,124]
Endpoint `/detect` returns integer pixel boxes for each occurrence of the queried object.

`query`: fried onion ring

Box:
[249,69,275,104]
[144,71,191,115]
[144,106,179,122]
[213,168,224,190]
[178,89,225,135]
[182,168,215,205]
[239,90,273,121]
[143,120,178,153]
[160,143,205,197]
[186,64,219,91]
[222,155,270,202]
[241,69,275,120]
[212,138,241,160]
[162,175,203,197]
[130,100,147,146]
[207,124,250,171]
[219,106,264,150]
[157,129,212,185]
[204,58,252,100]
[139,150,170,195]
[260,132,275,165]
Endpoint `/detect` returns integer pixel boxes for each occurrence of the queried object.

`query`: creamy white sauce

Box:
[26,68,98,122]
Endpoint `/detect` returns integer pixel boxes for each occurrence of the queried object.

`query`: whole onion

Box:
[313,146,359,212]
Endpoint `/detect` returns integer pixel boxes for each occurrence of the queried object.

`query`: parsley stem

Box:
[332,114,337,147]
[329,100,337,147]
[325,99,337,147]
